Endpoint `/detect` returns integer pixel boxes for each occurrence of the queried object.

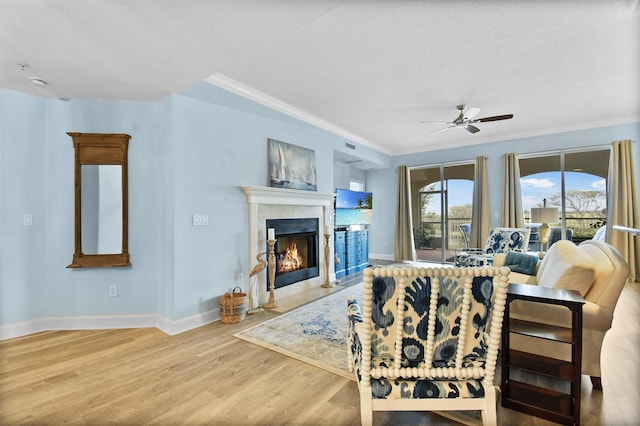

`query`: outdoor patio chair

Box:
[459,223,471,249]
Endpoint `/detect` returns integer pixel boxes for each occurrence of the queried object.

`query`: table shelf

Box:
[501,283,584,426]
[510,318,575,344]
[508,349,577,381]
[504,380,575,425]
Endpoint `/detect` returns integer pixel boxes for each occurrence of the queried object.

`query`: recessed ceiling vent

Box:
[345,142,356,150]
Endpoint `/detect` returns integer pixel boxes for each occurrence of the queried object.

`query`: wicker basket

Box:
[219,286,247,323]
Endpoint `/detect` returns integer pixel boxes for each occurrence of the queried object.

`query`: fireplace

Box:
[242,186,334,307]
[266,218,319,289]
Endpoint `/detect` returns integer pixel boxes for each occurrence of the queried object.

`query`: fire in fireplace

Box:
[266,218,319,289]
[278,239,305,273]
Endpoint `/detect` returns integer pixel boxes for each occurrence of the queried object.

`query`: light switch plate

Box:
[23,214,33,226]
[192,214,209,226]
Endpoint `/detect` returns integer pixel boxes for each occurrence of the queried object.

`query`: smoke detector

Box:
[29,76,47,87]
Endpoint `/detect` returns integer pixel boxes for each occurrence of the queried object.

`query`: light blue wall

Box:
[367,122,640,259]
[333,161,368,191]
[0,91,174,324]
[1,83,637,330]
[0,84,388,327]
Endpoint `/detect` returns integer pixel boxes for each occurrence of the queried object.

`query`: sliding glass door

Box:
[410,162,474,263]
[519,148,609,248]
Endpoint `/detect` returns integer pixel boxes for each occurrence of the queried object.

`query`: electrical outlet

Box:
[109,285,117,297]
[237,272,244,284]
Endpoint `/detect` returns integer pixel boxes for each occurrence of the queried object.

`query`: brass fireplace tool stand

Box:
[321,233,335,288]
[263,239,278,309]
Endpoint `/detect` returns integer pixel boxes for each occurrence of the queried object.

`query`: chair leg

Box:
[360,409,373,426]
[359,388,373,426]
[481,387,498,426]
[590,376,603,390]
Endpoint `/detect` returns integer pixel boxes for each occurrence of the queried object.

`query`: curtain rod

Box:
[408,157,480,171]
[517,143,613,159]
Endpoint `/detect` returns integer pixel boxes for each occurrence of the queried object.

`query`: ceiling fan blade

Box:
[464,107,481,120]
[428,126,454,136]
[420,120,451,124]
[474,114,514,123]
[465,125,480,134]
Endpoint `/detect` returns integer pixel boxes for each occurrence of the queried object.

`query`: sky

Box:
[520,171,605,211]
[423,171,605,214]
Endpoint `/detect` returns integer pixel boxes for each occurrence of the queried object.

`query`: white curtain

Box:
[395,165,417,261]
[607,140,639,282]
[502,153,525,228]
[470,156,490,247]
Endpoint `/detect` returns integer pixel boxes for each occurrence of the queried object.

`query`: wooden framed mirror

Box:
[67,132,131,268]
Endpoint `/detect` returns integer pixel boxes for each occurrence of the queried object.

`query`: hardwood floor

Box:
[1,274,638,425]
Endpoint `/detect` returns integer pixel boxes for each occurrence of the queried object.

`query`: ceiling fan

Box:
[421,105,514,135]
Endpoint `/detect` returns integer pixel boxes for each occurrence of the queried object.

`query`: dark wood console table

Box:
[501,284,585,426]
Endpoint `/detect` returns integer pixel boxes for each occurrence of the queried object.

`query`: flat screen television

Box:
[335,189,373,227]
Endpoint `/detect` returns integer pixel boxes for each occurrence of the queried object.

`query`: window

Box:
[349,180,365,191]
[519,148,609,246]
[410,162,474,262]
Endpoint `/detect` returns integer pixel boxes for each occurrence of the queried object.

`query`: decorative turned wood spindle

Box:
[321,233,335,288]
[263,239,278,309]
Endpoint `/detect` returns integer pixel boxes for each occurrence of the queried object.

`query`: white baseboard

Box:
[0,309,221,341]
[156,309,220,336]
[369,253,394,261]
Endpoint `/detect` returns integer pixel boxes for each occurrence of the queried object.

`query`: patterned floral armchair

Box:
[347,266,510,426]
[455,227,531,267]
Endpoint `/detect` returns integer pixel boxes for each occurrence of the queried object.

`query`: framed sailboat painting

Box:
[268,139,317,191]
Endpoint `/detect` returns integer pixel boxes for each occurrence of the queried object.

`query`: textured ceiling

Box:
[1,0,638,159]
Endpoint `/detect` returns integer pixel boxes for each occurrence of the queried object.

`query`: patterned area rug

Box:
[234,274,482,426]
[234,283,362,380]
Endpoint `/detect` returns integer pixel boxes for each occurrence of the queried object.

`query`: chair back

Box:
[459,223,471,249]
[360,266,510,385]
[548,227,573,247]
[484,227,531,254]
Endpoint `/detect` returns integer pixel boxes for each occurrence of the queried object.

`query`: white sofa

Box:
[493,240,630,390]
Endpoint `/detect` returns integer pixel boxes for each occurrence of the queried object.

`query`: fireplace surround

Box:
[242,186,334,308]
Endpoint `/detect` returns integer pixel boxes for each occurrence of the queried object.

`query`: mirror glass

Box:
[81,165,123,254]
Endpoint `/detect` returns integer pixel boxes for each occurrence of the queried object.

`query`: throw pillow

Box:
[504,251,538,275]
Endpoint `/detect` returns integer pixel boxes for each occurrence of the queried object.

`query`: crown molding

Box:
[204,73,390,155]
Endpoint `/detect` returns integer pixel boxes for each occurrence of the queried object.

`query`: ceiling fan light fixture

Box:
[421,104,513,136]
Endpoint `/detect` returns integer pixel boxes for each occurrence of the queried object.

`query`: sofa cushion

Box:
[536,240,596,296]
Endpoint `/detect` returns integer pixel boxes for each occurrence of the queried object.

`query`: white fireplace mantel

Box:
[242,186,334,207]
[241,186,336,309]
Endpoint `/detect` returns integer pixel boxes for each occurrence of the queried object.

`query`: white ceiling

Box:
[1,0,638,160]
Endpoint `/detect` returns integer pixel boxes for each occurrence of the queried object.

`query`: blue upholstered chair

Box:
[455,227,530,267]
[348,266,511,425]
